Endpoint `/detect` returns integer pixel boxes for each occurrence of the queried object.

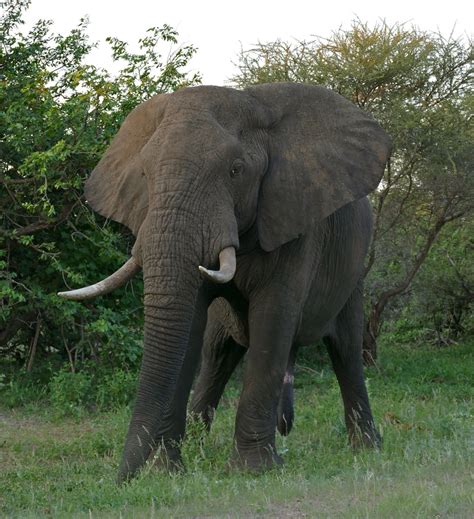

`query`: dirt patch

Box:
[0,408,103,470]
[0,410,42,428]
[261,500,309,517]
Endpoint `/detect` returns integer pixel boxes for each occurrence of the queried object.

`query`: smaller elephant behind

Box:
[190,297,297,437]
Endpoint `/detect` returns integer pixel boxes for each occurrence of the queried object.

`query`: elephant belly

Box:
[296,200,371,346]
[296,250,366,346]
[297,252,365,345]
[296,276,358,345]
[296,291,344,346]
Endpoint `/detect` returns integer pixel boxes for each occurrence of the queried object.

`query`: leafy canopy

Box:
[0,0,201,368]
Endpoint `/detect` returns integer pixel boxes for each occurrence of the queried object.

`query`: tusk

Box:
[57,257,141,300]
[199,246,236,284]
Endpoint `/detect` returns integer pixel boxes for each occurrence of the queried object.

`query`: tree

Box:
[402,220,474,346]
[232,21,474,361]
[0,0,201,369]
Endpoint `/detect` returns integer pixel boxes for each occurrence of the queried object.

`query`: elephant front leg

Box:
[233,299,297,470]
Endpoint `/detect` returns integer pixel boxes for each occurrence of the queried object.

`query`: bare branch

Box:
[8,202,78,237]
[26,314,41,372]
[1,177,37,185]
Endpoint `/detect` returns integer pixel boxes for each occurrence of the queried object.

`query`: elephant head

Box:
[59,83,390,482]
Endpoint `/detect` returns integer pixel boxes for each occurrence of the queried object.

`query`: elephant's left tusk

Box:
[58,257,141,300]
[199,246,236,284]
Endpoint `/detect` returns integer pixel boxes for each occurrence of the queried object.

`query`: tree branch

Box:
[8,202,78,237]
[373,208,456,317]
[0,311,36,347]
[26,314,41,372]
[1,177,37,185]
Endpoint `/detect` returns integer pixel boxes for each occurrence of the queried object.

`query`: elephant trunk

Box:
[117,224,201,483]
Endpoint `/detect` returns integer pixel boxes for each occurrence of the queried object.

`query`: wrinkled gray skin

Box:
[82,83,391,483]
[191,297,298,437]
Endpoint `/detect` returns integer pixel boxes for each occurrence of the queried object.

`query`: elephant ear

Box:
[247,83,391,252]
[84,94,168,236]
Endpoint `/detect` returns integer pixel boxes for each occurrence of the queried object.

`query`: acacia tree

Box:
[0,0,201,369]
[233,21,473,361]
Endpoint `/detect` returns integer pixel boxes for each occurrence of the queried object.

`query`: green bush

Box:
[49,368,94,415]
[0,0,200,370]
[382,314,431,346]
[96,369,137,410]
[49,366,138,415]
[0,360,51,408]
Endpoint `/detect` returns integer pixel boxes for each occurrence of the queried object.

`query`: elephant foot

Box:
[151,443,185,473]
[348,422,382,450]
[229,444,284,472]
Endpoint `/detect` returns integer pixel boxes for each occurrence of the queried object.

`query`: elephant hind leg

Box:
[276,345,297,436]
[324,283,380,448]
[190,319,246,431]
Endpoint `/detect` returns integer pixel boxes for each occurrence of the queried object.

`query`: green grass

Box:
[1,340,473,518]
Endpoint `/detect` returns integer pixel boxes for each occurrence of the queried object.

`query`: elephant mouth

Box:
[57,246,237,301]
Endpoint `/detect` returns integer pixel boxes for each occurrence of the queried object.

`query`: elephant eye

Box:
[230,160,244,178]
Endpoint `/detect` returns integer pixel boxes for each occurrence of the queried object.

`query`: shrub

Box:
[96,369,137,410]
[49,368,94,415]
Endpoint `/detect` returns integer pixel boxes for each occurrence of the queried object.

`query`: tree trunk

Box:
[362,215,451,365]
[363,306,381,366]
[26,315,41,372]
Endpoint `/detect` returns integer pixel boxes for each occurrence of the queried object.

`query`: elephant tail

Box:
[277,370,295,436]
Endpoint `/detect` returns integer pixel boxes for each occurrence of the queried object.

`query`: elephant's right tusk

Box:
[58,257,141,300]
[199,246,236,284]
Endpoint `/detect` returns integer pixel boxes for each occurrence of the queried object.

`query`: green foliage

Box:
[381,312,432,346]
[48,367,137,415]
[0,362,49,408]
[0,355,138,414]
[49,368,93,415]
[405,221,474,344]
[0,1,201,370]
[378,221,473,346]
[96,369,137,410]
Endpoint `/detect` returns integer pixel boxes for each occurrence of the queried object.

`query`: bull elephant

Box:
[58,82,391,483]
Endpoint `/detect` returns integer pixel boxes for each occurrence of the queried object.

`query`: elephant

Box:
[58,82,391,483]
[190,297,298,437]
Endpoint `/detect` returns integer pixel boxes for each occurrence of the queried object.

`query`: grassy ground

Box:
[1,340,473,518]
